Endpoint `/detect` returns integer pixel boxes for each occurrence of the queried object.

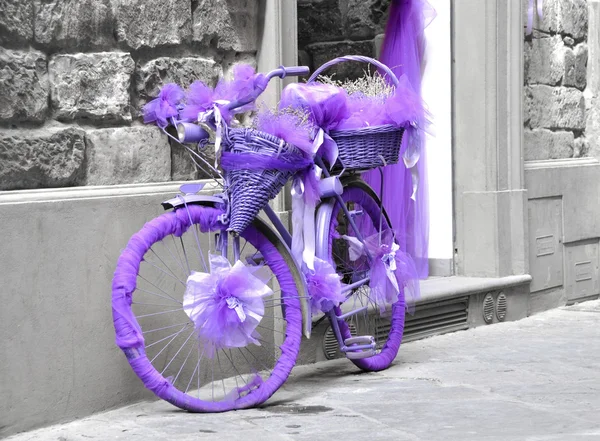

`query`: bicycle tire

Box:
[316,178,406,371]
[112,204,303,411]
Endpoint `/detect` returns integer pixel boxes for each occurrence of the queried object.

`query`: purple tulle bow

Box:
[213,64,261,123]
[143,83,185,128]
[179,80,214,122]
[347,229,420,314]
[306,257,345,314]
[279,83,348,166]
[183,254,273,356]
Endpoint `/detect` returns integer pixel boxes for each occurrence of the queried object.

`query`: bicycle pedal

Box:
[341,335,376,360]
[344,335,375,346]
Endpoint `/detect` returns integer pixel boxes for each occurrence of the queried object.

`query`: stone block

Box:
[525,36,565,85]
[192,0,258,52]
[574,136,589,158]
[374,33,385,58]
[532,0,588,39]
[0,0,33,45]
[558,0,588,40]
[564,44,588,90]
[525,85,586,130]
[345,0,390,40]
[298,0,343,46]
[49,52,134,123]
[34,0,114,50]
[0,48,48,123]
[135,57,221,110]
[0,128,85,190]
[298,50,311,69]
[307,40,375,81]
[85,126,171,185]
[113,0,191,50]
[170,140,198,181]
[524,129,574,161]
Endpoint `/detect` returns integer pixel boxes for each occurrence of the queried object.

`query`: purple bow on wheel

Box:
[183,254,273,357]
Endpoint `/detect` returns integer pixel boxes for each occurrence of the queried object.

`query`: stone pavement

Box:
[6,300,600,441]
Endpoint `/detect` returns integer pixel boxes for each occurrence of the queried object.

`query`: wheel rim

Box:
[112,205,302,411]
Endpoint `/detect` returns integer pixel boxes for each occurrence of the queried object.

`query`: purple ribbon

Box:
[291,165,321,271]
[526,0,544,35]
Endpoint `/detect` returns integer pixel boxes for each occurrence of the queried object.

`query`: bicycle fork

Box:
[326,285,377,359]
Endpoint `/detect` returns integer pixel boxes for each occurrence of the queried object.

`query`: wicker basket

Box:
[221,127,308,235]
[308,55,405,170]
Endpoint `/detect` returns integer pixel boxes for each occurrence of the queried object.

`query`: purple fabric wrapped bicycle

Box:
[112,0,431,413]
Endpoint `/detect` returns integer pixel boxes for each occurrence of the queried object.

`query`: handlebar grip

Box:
[279,65,310,78]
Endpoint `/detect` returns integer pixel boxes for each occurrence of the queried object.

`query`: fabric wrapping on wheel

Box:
[112,205,302,412]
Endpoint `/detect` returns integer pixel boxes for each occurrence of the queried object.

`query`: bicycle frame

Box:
[158,64,386,353]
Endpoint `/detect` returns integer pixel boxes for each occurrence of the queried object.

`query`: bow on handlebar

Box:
[175,65,310,144]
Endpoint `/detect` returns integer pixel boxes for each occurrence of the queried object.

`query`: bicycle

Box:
[112,56,418,412]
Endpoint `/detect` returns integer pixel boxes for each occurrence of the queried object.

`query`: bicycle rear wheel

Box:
[112,204,303,411]
[317,179,406,371]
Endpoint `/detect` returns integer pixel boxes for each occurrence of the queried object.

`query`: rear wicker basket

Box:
[308,55,405,170]
[330,124,404,170]
[221,127,306,235]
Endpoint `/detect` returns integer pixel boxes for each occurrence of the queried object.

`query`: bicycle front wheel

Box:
[112,204,303,412]
[316,179,406,371]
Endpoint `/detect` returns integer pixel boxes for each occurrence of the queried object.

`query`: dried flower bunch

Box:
[316,69,395,100]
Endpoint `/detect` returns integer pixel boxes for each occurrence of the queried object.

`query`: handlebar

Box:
[176,65,310,143]
[224,65,310,113]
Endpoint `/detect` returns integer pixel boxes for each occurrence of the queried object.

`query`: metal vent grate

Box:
[496,292,507,321]
[323,324,357,359]
[403,296,469,342]
[483,293,495,323]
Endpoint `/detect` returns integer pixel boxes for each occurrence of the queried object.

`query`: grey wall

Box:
[0,0,260,191]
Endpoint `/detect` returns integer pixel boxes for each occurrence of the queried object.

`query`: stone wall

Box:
[524,0,592,161]
[298,0,390,80]
[0,0,259,190]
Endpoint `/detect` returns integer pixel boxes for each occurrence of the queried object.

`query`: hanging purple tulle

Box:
[143,83,185,128]
[357,229,420,314]
[183,254,273,356]
[363,0,435,279]
[306,258,345,314]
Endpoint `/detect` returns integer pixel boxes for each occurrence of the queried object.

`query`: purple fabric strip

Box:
[363,0,433,279]
[526,0,544,35]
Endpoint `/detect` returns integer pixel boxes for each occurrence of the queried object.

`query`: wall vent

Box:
[402,296,469,342]
[483,293,495,323]
[496,292,507,321]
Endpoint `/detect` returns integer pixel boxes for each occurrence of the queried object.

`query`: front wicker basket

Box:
[222,128,306,235]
